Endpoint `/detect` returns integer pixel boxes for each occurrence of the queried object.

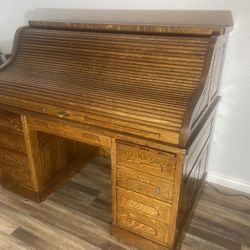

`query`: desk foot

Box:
[1,180,41,202]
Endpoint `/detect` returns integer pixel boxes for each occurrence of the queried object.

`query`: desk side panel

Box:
[176,108,216,245]
[180,34,228,147]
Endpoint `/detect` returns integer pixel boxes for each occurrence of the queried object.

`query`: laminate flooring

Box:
[0,157,249,250]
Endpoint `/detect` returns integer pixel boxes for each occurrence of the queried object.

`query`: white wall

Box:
[0,0,249,192]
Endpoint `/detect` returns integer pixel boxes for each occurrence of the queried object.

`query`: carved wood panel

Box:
[117,206,169,244]
[117,166,174,203]
[117,187,171,223]
[117,142,176,180]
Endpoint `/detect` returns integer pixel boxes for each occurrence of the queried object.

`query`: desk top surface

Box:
[29,10,233,36]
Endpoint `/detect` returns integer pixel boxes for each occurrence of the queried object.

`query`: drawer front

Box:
[0,130,26,153]
[0,110,22,134]
[0,148,29,170]
[28,117,111,149]
[117,206,168,244]
[2,166,32,189]
[117,166,174,203]
[117,142,176,180]
[117,187,171,224]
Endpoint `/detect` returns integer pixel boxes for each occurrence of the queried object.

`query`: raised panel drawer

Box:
[117,166,174,203]
[117,142,176,180]
[117,206,169,244]
[0,148,29,170]
[117,187,171,224]
[2,166,32,189]
[0,109,22,134]
[0,130,26,153]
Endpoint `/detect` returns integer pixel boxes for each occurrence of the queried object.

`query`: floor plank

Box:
[0,156,249,250]
[0,230,33,250]
[0,215,18,235]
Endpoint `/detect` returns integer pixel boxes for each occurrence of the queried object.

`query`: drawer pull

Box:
[155,188,160,196]
[57,112,70,118]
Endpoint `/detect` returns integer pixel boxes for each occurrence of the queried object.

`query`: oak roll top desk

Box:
[0,12,232,250]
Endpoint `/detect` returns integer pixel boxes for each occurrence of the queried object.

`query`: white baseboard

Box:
[206,171,250,194]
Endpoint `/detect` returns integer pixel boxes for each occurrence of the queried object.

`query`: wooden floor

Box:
[0,157,249,250]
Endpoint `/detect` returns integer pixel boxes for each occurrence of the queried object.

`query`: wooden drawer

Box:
[117,142,176,180]
[0,110,22,134]
[117,187,171,224]
[117,166,174,203]
[2,167,32,189]
[2,166,32,189]
[0,130,26,153]
[28,117,111,148]
[117,206,169,244]
[0,148,29,170]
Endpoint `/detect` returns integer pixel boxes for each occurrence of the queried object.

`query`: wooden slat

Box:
[0,27,211,145]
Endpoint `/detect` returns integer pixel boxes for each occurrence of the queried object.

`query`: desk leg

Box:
[22,115,45,196]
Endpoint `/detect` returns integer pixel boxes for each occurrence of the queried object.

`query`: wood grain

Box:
[29,18,232,36]
[0,21,228,146]
[117,142,176,180]
[117,187,171,223]
[117,166,174,203]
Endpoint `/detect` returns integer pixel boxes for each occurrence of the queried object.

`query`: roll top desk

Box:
[0,13,232,249]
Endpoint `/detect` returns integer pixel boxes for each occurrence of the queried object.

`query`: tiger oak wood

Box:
[0,14,232,249]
